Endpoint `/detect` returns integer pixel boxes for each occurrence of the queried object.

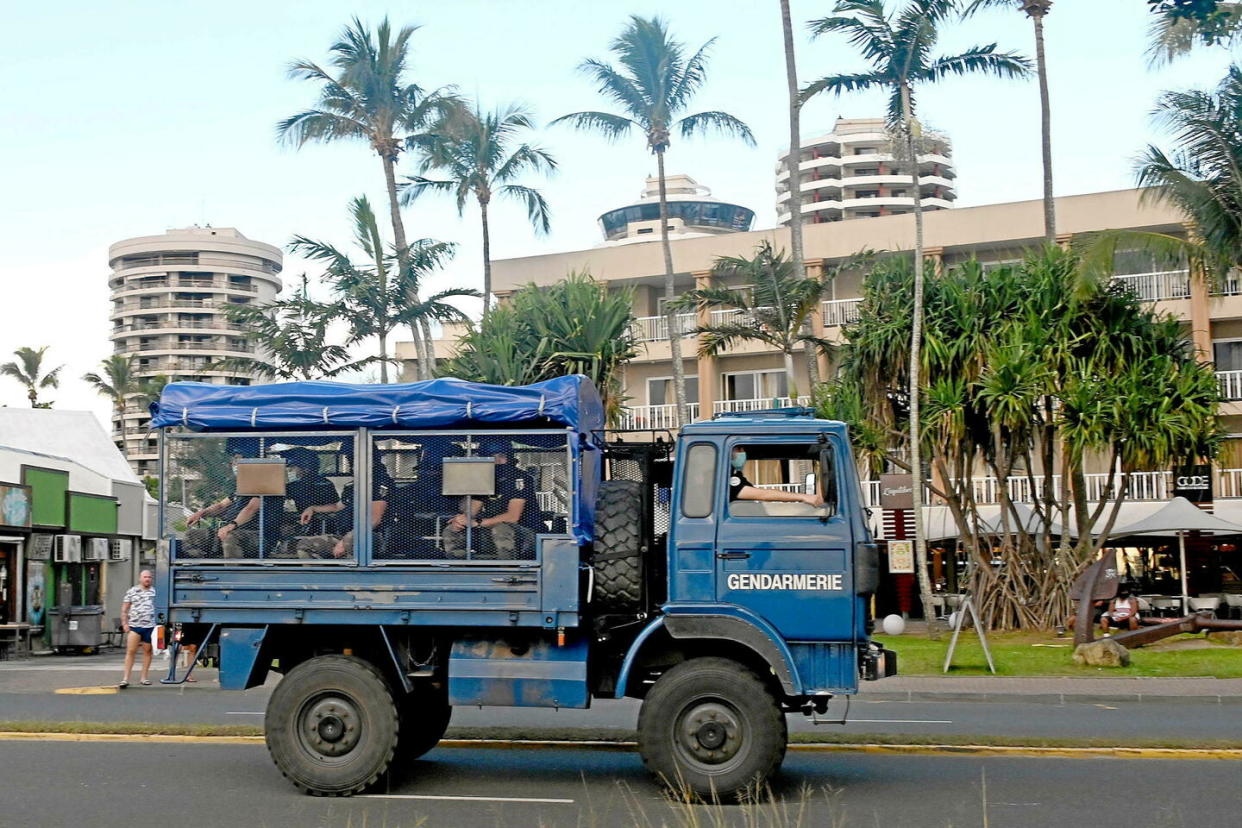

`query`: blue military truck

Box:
[151,375,894,798]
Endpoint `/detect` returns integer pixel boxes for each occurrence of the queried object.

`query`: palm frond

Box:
[677,111,756,146]
[549,111,636,142]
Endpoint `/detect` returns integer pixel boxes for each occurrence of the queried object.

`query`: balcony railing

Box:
[113,299,239,312]
[122,341,255,354]
[632,313,696,343]
[113,320,242,333]
[822,298,862,327]
[713,396,811,414]
[114,277,258,294]
[617,402,700,429]
[1111,269,1191,302]
[1219,370,1242,401]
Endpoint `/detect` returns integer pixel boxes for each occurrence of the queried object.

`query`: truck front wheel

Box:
[637,656,787,799]
[265,654,400,796]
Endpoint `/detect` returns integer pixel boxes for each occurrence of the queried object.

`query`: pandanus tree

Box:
[402,103,556,314]
[554,15,755,427]
[289,197,475,382]
[278,17,459,379]
[1,346,62,408]
[803,0,1030,628]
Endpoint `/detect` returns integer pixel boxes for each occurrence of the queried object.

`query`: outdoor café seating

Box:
[1224,593,1242,620]
[1188,595,1223,617]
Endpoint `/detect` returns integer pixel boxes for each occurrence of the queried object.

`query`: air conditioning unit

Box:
[27,534,54,561]
[109,539,132,562]
[82,538,109,562]
[53,535,82,563]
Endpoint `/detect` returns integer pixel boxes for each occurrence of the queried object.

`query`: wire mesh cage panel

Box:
[369,431,573,562]
[165,432,357,563]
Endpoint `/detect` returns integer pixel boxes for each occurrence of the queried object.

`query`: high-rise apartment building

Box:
[108,226,282,474]
[776,116,956,225]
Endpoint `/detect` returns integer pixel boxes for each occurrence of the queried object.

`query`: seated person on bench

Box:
[184,438,260,558]
[297,456,394,559]
[269,446,338,553]
[1101,587,1140,633]
[728,446,824,507]
[443,437,540,560]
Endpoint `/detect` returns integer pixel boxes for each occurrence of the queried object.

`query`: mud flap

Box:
[218,626,269,690]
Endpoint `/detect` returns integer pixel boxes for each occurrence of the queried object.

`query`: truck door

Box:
[714,436,854,641]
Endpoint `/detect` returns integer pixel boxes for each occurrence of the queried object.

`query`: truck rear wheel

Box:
[637,656,787,799]
[265,654,399,796]
[593,479,643,610]
[396,682,452,762]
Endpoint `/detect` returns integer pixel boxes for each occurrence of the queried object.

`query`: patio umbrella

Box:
[1107,497,1242,614]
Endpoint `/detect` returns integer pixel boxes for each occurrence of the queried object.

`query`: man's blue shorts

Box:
[129,626,153,644]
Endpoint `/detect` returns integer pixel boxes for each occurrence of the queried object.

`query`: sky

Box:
[0,0,1234,425]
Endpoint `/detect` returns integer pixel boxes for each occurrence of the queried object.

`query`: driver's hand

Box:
[803,492,825,507]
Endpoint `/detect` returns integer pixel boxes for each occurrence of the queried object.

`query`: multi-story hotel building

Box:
[776,117,956,225]
[434,187,1242,511]
[108,226,283,474]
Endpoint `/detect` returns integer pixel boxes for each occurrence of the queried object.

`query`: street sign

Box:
[888,539,914,574]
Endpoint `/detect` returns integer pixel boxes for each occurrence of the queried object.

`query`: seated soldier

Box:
[185,438,260,559]
[443,436,541,560]
[269,446,338,555]
[297,455,394,559]
[728,446,825,507]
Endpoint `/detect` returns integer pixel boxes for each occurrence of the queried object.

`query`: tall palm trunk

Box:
[1032,8,1056,241]
[656,148,690,426]
[780,0,821,389]
[900,83,936,633]
[382,154,431,380]
[480,199,493,315]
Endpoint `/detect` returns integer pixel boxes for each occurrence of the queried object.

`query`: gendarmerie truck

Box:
[151,375,894,797]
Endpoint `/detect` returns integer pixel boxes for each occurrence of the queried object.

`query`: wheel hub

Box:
[677,701,743,766]
[300,696,362,758]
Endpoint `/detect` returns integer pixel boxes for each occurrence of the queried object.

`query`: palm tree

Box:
[402,103,556,314]
[553,15,755,427]
[443,272,639,422]
[217,278,353,381]
[1,346,62,408]
[278,16,459,380]
[804,0,1030,629]
[778,0,821,387]
[1147,1,1242,66]
[83,355,141,432]
[677,241,859,396]
[966,0,1055,240]
[290,198,476,381]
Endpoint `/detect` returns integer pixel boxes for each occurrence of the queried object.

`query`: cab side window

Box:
[681,443,717,519]
[728,442,838,518]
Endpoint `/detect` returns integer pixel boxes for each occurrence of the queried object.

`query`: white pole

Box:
[1179,530,1189,615]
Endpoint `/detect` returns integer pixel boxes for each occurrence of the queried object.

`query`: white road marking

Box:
[362,794,574,804]
[846,719,953,724]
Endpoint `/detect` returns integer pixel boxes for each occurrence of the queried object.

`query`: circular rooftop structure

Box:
[599,175,754,245]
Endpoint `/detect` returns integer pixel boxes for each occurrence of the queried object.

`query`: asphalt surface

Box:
[4,654,1242,744]
[0,741,1236,827]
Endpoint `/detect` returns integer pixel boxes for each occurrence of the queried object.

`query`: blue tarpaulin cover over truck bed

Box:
[150,375,605,436]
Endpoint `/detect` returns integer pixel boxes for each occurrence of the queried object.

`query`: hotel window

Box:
[1213,340,1242,371]
[648,376,699,406]
[723,370,787,401]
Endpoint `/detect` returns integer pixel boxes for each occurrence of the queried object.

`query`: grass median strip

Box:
[2,721,1242,756]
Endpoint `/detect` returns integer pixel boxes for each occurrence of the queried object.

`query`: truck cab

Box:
[151,378,893,799]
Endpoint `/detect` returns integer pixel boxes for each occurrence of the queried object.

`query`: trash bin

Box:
[47,605,104,652]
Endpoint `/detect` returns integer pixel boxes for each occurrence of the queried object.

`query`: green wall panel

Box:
[22,467,68,528]
[67,493,118,535]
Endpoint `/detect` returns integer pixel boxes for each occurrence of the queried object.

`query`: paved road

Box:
[0,740,1235,827]
[2,656,1241,744]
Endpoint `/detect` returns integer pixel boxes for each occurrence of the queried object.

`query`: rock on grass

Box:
[1073,639,1131,667]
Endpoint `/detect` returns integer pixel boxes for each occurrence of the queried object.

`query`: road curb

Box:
[860,691,1242,705]
[3,732,1240,760]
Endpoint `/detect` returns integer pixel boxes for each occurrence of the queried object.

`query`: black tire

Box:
[395,682,452,762]
[637,657,787,799]
[265,654,399,796]
[593,479,644,610]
